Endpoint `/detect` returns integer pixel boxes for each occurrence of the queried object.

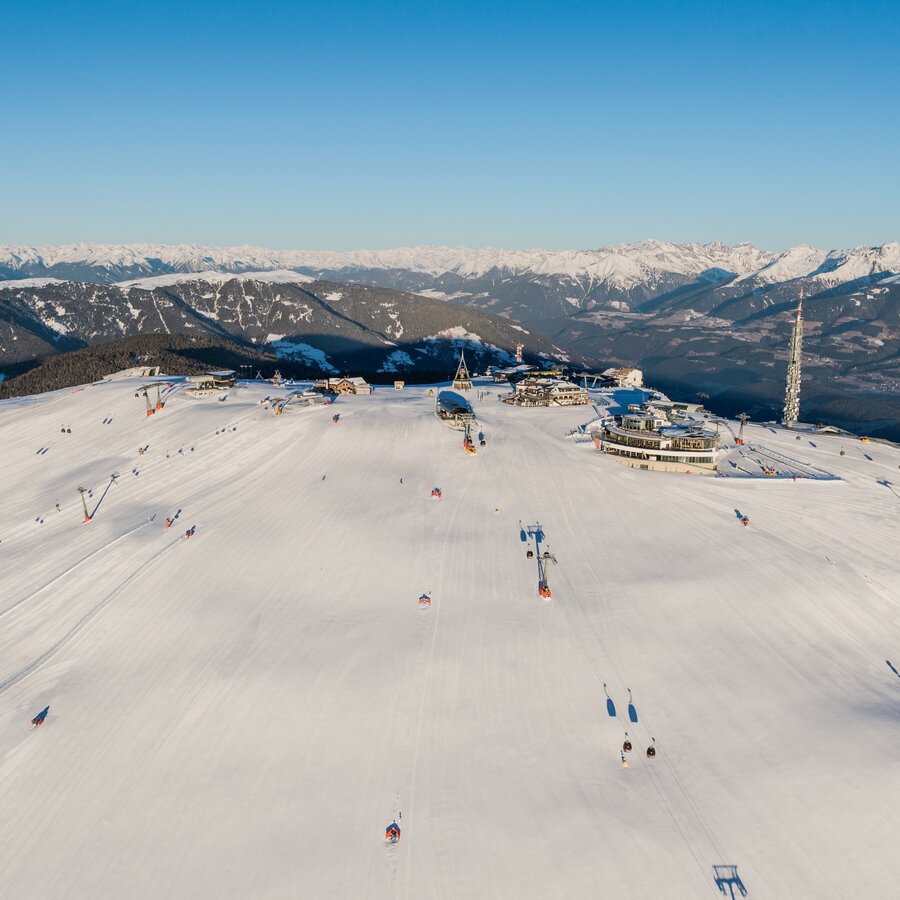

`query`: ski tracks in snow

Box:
[402,427,485,900]
[0,517,154,621]
[0,533,182,697]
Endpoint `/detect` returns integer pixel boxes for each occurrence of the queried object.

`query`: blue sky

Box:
[3,0,897,250]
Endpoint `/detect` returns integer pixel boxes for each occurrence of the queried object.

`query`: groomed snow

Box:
[0,381,899,898]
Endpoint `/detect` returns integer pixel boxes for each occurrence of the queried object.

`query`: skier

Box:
[32,706,49,727]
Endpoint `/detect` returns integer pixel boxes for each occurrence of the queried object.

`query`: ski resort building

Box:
[505,377,589,407]
[314,377,373,395]
[591,411,720,474]
[185,370,235,397]
[644,398,706,417]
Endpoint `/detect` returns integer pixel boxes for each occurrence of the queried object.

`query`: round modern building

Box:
[591,411,720,474]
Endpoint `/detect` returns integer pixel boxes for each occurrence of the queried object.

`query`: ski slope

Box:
[1,377,898,899]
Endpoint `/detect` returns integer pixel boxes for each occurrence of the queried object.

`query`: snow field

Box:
[0,379,898,898]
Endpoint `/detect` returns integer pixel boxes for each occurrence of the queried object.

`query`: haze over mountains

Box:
[1,240,898,437]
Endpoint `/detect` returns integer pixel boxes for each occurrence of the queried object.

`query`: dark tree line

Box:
[0,332,472,399]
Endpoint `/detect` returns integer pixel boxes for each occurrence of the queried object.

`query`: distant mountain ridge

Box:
[1,240,897,290]
[2,241,898,438]
[0,275,566,380]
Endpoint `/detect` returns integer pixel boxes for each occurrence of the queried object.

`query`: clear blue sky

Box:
[3,0,897,250]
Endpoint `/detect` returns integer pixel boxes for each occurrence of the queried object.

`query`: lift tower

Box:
[452,349,473,391]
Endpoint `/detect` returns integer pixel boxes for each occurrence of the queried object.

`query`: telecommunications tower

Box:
[782,291,804,428]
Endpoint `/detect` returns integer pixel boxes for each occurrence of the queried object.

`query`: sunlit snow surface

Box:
[0,378,898,898]
[2,240,898,289]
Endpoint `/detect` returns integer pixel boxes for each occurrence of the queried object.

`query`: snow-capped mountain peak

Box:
[1,240,895,289]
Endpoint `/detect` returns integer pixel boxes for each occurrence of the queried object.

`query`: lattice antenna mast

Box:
[783,290,804,428]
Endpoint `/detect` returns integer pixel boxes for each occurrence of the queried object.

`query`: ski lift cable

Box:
[548,495,731,859]
[487,430,720,891]
[0,530,184,697]
[550,564,724,892]
[540,466,731,882]
[0,517,156,621]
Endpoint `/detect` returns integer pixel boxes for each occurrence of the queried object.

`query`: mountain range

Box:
[2,240,898,291]
[1,241,898,437]
[0,273,564,387]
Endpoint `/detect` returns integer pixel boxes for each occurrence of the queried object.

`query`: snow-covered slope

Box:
[114,270,316,290]
[1,378,898,898]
